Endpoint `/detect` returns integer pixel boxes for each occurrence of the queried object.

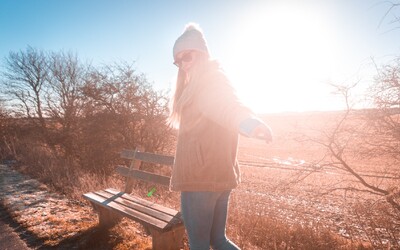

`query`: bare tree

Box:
[300,79,400,211]
[284,0,400,213]
[45,51,87,161]
[47,51,84,124]
[279,65,400,247]
[2,46,49,128]
[379,1,400,32]
[0,99,8,159]
[78,62,174,173]
[1,47,174,174]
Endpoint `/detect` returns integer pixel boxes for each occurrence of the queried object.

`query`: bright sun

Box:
[224,2,344,113]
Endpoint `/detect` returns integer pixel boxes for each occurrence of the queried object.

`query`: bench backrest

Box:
[117,148,175,193]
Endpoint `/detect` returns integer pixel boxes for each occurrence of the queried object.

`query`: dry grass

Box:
[4,110,399,249]
[12,164,372,249]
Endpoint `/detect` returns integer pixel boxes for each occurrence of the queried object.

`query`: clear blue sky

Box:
[1,0,399,113]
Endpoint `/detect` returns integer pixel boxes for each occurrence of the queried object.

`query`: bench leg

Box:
[143,225,151,235]
[92,203,121,228]
[149,225,185,250]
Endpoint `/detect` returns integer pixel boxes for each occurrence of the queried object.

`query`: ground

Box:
[0,207,31,250]
[0,111,399,249]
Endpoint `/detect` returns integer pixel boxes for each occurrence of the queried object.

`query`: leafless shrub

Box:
[282,57,400,248]
[0,47,174,175]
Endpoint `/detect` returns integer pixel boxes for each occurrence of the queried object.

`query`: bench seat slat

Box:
[120,150,175,166]
[83,191,171,230]
[116,166,171,186]
[105,188,179,216]
[93,190,177,223]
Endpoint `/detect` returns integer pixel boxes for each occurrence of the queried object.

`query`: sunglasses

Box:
[173,52,193,67]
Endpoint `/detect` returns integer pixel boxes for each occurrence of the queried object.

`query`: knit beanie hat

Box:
[173,23,209,61]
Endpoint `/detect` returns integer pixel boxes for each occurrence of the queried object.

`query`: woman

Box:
[169,23,272,250]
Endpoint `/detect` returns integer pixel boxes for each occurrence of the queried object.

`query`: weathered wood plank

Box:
[105,188,180,217]
[94,190,175,223]
[124,148,143,193]
[83,192,169,230]
[120,150,175,166]
[84,148,183,248]
[116,166,171,186]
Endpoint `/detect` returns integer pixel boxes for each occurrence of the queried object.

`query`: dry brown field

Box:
[2,110,398,249]
[233,111,399,249]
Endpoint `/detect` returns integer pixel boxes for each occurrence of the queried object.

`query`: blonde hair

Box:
[168,56,219,128]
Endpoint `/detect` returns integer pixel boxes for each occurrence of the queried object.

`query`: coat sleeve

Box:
[194,70,255,132]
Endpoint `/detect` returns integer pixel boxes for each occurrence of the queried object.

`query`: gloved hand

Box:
[251,123,273,143]
[239,118,273,143]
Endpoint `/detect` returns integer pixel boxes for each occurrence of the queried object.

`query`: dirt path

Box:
[0,164,98,249]
[0,207,31,250]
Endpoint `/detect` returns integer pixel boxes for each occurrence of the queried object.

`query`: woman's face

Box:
[174,50,198,73]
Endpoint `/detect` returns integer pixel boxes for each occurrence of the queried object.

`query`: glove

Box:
[251,123,273,143]
[239,118,273,143]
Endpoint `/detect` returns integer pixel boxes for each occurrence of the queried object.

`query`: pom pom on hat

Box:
[173,23,209,61]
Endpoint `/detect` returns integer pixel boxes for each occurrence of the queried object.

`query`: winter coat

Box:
[170,66,254,192]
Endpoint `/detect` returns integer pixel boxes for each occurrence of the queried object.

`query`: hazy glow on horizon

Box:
[224,2,349,113]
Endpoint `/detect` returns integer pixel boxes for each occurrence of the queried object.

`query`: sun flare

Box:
[224,2,343,113]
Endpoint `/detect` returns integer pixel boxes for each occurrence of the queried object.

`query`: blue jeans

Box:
[181,190,240,250]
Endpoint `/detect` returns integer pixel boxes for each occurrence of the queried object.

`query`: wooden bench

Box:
[83,148,184,250]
